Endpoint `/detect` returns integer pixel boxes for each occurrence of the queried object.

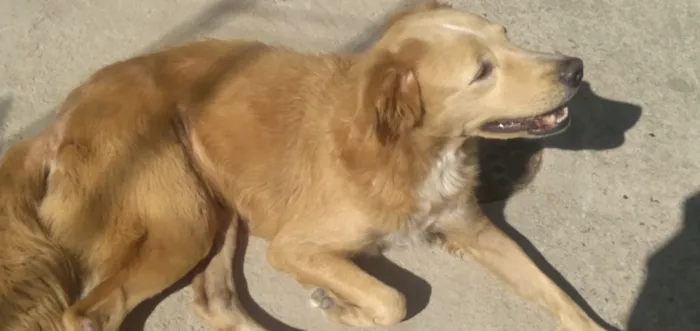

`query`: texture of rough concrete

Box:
[1,0,699,330]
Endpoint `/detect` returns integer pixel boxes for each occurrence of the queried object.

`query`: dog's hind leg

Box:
[61,265,129,331]
[61,211,216,331]
[62,210,217,331]
[43,141,220,331]
[191,217,267,331]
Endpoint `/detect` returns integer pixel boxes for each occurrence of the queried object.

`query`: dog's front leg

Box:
[266,244,406,327]
[433,210,605,331]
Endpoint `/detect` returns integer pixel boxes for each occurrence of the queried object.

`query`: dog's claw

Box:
[310,288,335,310]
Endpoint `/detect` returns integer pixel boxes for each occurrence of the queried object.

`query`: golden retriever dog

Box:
[0,1,608,331]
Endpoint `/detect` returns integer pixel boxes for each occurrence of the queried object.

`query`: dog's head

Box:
[362,1,583,143]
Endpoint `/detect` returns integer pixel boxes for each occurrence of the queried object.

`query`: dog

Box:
[0,1,607,331]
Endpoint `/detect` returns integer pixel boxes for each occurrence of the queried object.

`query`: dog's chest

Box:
[385,144,477,247]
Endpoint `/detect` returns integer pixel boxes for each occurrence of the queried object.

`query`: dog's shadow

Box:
[625,193,700,331]
[544,81,643,151]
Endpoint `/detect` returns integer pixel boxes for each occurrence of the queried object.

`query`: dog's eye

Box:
[472,61,493,83]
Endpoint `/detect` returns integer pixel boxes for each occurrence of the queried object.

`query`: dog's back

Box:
[0,137,80,331]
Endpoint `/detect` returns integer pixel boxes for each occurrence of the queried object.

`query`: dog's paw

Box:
[80,318,97,331]
[63,310,100,331]
[307,287,403,327]
[310,288,335,310]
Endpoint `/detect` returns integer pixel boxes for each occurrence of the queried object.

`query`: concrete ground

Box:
[1,0,699,330]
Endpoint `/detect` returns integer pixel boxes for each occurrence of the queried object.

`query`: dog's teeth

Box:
[542,114,556,125]
[556,107,569,123]
[498,123,505,128]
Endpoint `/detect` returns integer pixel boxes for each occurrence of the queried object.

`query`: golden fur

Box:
[0,2,605,331]
[0,136,79,331]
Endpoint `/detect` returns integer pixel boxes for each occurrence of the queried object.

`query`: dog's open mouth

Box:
[481,106,570,136]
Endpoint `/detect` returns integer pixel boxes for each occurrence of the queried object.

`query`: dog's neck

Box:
[327,63,467,216]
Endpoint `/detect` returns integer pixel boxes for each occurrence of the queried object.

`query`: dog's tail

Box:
[0,136,81,331]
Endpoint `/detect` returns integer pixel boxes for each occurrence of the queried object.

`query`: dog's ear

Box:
[364,42,425,144]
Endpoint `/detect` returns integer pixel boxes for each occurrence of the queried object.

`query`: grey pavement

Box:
[1,0,699,330]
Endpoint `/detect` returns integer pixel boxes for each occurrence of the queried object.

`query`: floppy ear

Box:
[365,50,424,144]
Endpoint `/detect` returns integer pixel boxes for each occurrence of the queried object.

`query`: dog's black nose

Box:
[557,57,584,88]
